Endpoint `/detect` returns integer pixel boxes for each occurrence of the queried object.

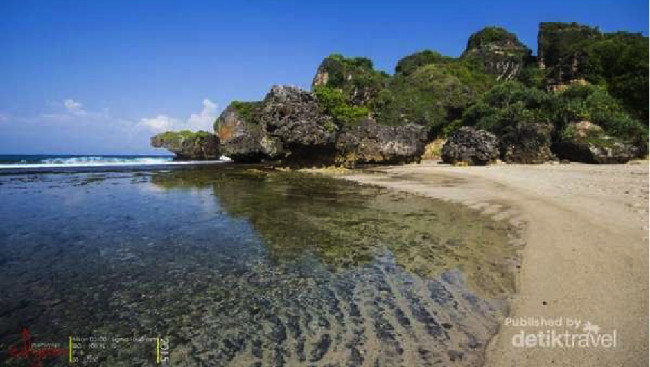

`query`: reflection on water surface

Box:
[0,165,518,366]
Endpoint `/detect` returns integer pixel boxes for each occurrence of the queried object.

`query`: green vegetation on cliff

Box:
[465,26,522,49]
[538,23,648,122]
[157,130,212,143]
[579,32,649,121]
[538,22,602,69]
[215,21,647,158]
[312,53,389,105]
[372,52,495,136]
[313,85,369,127]
[462,81,647,151]
[462,81,552,135]
[230,101,262,124]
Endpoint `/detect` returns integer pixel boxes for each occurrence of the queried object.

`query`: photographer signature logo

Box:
[7,328,67,367]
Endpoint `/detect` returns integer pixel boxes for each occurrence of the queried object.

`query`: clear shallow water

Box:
[0,165,519,366]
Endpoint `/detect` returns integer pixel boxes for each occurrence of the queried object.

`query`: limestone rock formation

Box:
[553,121,639,164]
[215,85,430,166]
[500,122,555,163]
[335,119,428,167]
[461,26,533,81]
[537,22,601,88]
[150,130,220,160]
[215,85,336,163]
[311,54,389,105]
[441,127,499,166]
[214,102,282,162]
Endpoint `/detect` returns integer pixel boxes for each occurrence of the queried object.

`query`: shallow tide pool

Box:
[0,165,518,367]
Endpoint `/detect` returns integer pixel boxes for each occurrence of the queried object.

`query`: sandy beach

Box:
[341,161,649,367]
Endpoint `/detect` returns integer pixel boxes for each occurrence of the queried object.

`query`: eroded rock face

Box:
[553,121,639,163]
[150,131,220,160]
[335,119,428,167]
[261,85,336,152]
[311,55,388,106]
[500,122,555,163]
[215,85,336,163]
[441,127,499,166]
[215,86,429,166]
[461,27,533,81]
[537,22,601,87]
[215,103,282,162]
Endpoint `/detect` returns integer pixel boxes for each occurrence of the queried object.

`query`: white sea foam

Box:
[0,156,229,169]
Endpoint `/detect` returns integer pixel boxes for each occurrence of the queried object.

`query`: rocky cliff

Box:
[215,85,337,163]
[461,26,533,81]
[215,85,427,166]
[311,54,389,106]
[537,22,601,88]
[152,20,647,166]
[150,130,220,160]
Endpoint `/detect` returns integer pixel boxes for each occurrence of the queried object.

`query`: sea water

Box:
[0,164,518,366]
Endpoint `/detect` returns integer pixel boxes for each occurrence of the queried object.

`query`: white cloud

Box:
[63,99,87,116]
[186,99,218,131]
[41,99,107,121]
[136,98,218,134]
[137,114,181,133]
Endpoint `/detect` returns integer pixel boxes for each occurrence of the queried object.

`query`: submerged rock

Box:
[500,122,555,163]
[461,26,533,81]
[441,127,499,166]
[335,119,428,167]
[150,130,220,160]
[554,121,639,164]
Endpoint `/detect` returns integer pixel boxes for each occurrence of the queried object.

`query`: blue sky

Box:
[1,0,647,155]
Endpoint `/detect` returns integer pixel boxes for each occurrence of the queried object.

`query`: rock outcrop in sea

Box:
[150,130,220,160]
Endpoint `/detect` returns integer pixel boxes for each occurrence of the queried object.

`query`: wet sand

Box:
[340,161,649,367]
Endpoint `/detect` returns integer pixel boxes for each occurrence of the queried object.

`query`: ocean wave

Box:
[0,155,229,169]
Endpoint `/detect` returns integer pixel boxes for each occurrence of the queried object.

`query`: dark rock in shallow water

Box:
[553,121,639,164]
[336,119,428,167]
[500,122,555,163]
[150,130,220,160]
[442,127,499,166]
